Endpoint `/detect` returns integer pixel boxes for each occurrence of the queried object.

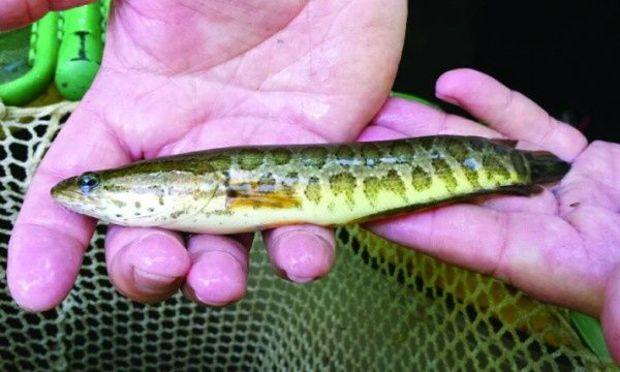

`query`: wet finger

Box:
[263,224,335,283]
[183,234,250,306]
[435,68,588,161]
[105,226,190,303]
[7,107,130,311]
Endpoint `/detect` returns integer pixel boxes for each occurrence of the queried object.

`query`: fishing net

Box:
[0,101,616,371]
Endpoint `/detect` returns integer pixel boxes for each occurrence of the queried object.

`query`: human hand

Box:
[0,0,95,31]
[7,0,406,309]
[360,69,620,363]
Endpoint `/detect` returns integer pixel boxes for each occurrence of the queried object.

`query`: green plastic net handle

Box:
[55,2,105,101]
[0,13,59,105]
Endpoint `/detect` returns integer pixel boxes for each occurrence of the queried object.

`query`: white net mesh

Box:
[0,101,616,370]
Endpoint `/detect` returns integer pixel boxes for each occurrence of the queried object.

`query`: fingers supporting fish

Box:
[105,226,190,303]
[367,97,502,140]
[368,203,604,316]
[183,234,249,307]
[263,225,335,283]
[434,68,588,161]
[7,107,131,311]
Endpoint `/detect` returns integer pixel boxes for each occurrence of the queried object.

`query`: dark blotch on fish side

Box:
[329,172,356,207]
[238,149,264,170]
[411,166,432,191]
[363,176,382,205]
[384,169,407,200]
[446,139,469,164]
[305,176,322,204]
[301,147,327,168]
[431,158,458,192]
[482,154,511,184]
[361,143,382,167]
[271,148,292,166]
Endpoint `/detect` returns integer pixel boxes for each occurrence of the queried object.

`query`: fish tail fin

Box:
[524,150,571,185]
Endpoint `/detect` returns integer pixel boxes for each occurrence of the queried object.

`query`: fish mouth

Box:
[51,177,78,199]
[50,176,87,210]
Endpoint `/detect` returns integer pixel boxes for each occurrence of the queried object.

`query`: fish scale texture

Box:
[0,102,614,371]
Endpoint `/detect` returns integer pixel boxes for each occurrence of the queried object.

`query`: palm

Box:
[8,0,406,310]
[360,70,620,360]
[92,0,404,156]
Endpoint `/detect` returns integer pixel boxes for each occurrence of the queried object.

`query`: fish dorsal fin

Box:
[489,138,518,148]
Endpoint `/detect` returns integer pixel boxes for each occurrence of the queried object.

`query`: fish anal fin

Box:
[497,184,545,196]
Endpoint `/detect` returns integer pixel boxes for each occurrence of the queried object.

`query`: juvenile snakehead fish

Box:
[51,136,570,234]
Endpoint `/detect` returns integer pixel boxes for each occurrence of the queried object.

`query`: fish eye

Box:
[77,172,100,193]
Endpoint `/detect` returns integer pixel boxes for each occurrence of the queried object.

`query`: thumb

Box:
[0,0,94,31]
[602,266,620,365]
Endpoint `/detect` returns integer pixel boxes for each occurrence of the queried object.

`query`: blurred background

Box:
[394,0,620,143]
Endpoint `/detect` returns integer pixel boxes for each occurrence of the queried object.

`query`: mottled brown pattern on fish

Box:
[361,143,382,167]
[301,147,327,168]
[283,172,299,188]
[432,158,458,192]
[446,139,469,164]
[482,153,511,183]
[390,141,412,163]
[384,169,407,200]
[419,137,435,152]
[271,148,292,165]
[335,145,356,166]
[411,165,432,191]
[363,176,382,205]
[467,137,485,152]
[238,149,264,170]
[305,176,322,204]
[210,154,232,171]
[462,165,481,188]
[257,173,277,193]
[329,172,356,207]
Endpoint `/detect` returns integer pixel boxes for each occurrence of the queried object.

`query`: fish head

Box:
[51,171,112,219]
[51,168,219,225]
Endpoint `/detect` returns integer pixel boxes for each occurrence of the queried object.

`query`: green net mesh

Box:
[0,102,617,371]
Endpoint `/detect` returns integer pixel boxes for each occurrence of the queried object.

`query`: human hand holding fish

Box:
[3,0,620,363]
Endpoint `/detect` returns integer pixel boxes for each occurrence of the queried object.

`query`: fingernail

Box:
[133,267,179,293]
[271,230,333,282]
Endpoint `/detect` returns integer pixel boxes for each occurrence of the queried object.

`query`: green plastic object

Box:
[55,3,104,101]
[0,13,59,106]
[391,91,440,108]
[570,311,613,363]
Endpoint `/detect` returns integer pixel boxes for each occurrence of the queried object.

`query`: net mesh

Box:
[0,102,616,371]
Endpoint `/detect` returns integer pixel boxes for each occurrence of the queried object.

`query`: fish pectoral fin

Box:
[226,190,301,209]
